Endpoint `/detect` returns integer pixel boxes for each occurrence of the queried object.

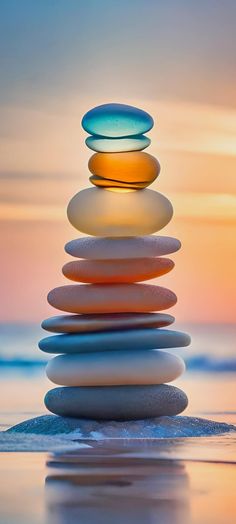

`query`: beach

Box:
[0,322,236,523]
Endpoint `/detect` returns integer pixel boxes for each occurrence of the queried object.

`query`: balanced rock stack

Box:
[40,103,190,421]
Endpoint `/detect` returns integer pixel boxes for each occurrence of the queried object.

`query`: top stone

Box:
[82,103,154,138]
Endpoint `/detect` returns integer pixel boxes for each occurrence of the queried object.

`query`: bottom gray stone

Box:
[44,384,188,420]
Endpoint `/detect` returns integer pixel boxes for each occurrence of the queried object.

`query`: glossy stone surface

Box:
[89,175,148,190]
[62,257,174,283]
[67,188,173,236]
[42,312,175,334]
[85,134,151,152]
[46,350,185,386]
[39,328,190,354]
[65,236,181,259]
[47,283,177,314]
[45,384,188,419]
[82,103,154,137]
[88,152,160,185]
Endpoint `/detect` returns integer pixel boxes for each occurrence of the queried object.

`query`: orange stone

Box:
[89,175,147,190]
[88,151,160,186]
[62,257,174,283]
[48,283,177,314]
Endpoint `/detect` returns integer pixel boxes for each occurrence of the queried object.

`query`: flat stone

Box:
[82,103,154,137]
[8,414,235,438]
[89,175,148,190]
[67,188,173,236]
[65,236,181,259]
[44,384,187,420]
[42,313,175,334]
[62,257,174,283]
[46,351,185,386]
[39,328,190,354]
[47,283,177,314]
[88,152,160,186]
[85,134,151,153]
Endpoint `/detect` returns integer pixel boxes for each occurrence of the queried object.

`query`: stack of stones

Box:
[40,103,190,421]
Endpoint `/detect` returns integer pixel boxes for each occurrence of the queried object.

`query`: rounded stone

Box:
[47,283,177,314]
[45,384,188,420]
[82,103,154,138]
[85,134,151,153]
[62,257,174,283]
[88,152,160,185]
[39,328,190,354]
[67,188,173,236]
[89,175,148,190]
[42,312,175,334]
[65,236,181,260]
[46,350,185,386]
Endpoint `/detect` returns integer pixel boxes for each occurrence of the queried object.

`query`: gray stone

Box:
[44,384,188,420]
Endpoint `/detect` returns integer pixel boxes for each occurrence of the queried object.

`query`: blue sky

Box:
[0,0,236,109]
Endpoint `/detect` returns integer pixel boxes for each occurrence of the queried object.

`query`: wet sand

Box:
[0,445,235,524]
[0,372,235,523]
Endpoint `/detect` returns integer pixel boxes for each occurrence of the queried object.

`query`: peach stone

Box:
[47,283,177,314]
[62,257,174,283]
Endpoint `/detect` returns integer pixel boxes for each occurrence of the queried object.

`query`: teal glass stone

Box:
[85,134,151,152]
[39,329,191,354]
[82,103,154,138]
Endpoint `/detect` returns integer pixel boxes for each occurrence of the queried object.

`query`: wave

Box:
[0,354,236,373]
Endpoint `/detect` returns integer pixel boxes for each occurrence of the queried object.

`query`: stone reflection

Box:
[45,442,190,524]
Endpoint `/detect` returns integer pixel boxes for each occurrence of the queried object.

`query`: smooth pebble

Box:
[46,350,185,386]
[45,384,188,420]
[67,188,173,236]
[89,175,148,190]
[88,152,160,185]
[42,312,175,334]
[85,134,151,153]
[39,328,191,354]
[82,103,154,137]
[47,283,177,314]
[62,257,174,283]
[65,236,181,259]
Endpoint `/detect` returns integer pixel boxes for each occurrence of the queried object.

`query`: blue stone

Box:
[39,328,191,354]
[85,134,151,153]
[81,103,154,138]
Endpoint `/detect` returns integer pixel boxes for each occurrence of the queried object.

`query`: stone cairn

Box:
[40,103,190,421]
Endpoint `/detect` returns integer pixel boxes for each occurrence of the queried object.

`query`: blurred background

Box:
[0,0,235,424]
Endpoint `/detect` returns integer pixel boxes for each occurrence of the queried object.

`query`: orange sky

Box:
[1,97,236,323]
[0,2,236,324]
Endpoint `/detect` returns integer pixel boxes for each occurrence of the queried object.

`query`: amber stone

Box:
[88,151,160,185]
[89,175,147,190]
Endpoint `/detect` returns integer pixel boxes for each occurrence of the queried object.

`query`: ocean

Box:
[0,322,235,372]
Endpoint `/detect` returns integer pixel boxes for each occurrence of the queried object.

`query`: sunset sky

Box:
[0,0,236,323]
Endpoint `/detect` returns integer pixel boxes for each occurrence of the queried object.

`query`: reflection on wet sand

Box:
[45,443,190,524]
